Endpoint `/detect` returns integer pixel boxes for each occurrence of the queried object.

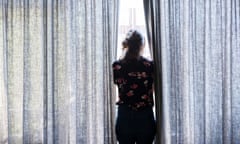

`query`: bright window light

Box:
[117,0,151,59]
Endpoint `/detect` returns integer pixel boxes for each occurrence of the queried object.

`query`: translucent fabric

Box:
[0,0,118,143]
[144,0,240,143]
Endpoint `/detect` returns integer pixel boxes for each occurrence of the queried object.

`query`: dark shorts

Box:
[115,105,156,144]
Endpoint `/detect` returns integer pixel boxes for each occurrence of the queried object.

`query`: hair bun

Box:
[127,30,142,41]
[122,29,144,49]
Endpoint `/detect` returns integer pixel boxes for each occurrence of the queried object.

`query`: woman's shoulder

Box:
[112,60,124,70]
[140,56,154,65]
[112,60,122,66]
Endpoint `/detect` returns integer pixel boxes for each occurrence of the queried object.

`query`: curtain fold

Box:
[144,0,240,144]
[0,0,119,143]
[143,0,155,56]
[143,0,164,143]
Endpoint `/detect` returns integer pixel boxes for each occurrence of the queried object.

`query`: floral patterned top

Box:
[112,56,154,110]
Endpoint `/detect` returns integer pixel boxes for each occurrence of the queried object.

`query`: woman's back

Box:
[112,56,154,110]
[113,30,156,144]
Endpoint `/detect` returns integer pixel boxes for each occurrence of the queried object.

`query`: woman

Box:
[112,30,156,144]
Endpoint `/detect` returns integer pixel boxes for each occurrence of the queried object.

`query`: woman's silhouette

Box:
[112,30,156,144]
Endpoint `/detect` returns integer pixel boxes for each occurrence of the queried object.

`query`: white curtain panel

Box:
[0,0,119,143]
[152,0,240,143]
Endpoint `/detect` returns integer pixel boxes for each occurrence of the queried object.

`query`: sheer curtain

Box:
[144,0,240,144]
[0,0,118,143]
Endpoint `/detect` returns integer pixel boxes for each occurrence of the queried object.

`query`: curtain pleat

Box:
[143,0,155,56]
[0,0,119,143]
[143,0,164,143]
[0,0,8,143]
[144,0,240,144]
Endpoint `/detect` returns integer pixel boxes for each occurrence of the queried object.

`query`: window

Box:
[117,0,151,59]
